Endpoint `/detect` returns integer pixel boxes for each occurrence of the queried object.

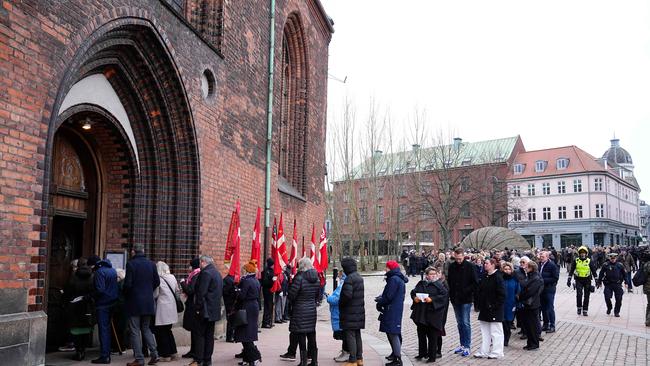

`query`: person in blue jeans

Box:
[88,256,118,364]
[538,251,559,333]
[446,247,479,357]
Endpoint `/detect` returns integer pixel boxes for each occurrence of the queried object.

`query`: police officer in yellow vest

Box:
[567,246,597,316]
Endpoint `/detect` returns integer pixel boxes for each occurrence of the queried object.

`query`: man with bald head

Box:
[538,251,559,333]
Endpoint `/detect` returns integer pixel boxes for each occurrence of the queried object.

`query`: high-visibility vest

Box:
[575,258,591,277]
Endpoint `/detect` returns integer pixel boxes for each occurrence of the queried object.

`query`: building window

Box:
[359,207,368,224]
[513,163,524,174]
[461,203,470,218]
[377,205,385,224]
[359,187,367,201]
[542,182,550,195]
[573,179,582,193]
[420,181,432,195]
[594,178,603,192]
[343,208,350,224]
[557,181,566,194]
[528,208,536,221]
[535,160,547,172]
[543,207,551,220]
[342,191,350,203]
[399,204,409,221]
[595,203,604,218]
[556,158,569,170]
[398,184,407,198]
[186,0,225,52]
[512,185,521,197]
[376,185,384,199]
[558,206,566,219]
[420,231,434,242]
[527,184,536,196]
[278,14,309,195]
[420,204,431,220]
[513,208,522,221]
[574,205,583,218]
[461,177,470,192]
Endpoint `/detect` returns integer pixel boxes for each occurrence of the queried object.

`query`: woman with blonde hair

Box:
[154,261,180,362]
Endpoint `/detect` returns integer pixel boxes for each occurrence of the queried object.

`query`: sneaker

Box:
[461,348,470,357]
[279,352,296,361]
[334,351,349,362]
[453,346,464,354]
[607,308,612,315]
[615,313,620,317]
[583,310,588,316]
[58,344,76,352]
[577,307,582,315]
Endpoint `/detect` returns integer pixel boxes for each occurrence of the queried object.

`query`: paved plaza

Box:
[46,268,649,366]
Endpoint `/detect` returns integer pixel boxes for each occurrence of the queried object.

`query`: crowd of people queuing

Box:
[55,241,650,365]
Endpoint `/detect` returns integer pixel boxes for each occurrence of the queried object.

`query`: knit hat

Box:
[243,260,257,274]
[190,257,200,269]
[386,260,400,271]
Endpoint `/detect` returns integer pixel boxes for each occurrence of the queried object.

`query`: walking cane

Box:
[111,319,124,355]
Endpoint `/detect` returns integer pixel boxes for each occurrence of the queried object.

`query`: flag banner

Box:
[228,201,241,282]
[271,217,282,292]
[289,219,298,275]
[310,224,320,270]
[251,207,262,278]
[224,210,236,262]
[318,223,328,272]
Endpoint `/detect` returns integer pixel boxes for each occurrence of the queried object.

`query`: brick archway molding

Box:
[39,17,201,311]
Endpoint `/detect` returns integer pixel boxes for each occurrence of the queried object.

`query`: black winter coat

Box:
[477,270,505,322]
[123,254,160,316]
[288,268,320,333]
[234,274,260,342]
[223,274,238,313]
[518,271,543,310]
[64,266,95,328]
[410,279,448,332]
[181,272,198,331]
[447,260,479,305]
[339,258,365,330]
[194,263,223,322]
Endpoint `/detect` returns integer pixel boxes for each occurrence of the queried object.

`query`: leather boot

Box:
[299,349,309,366]
[386,357,402,366]
[308,348,318,366]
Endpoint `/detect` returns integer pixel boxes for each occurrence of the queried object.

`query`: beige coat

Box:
[155,273,179,326]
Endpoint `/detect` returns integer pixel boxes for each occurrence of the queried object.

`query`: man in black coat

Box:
[123,244,160,366]
[261,258,275,328]
[446,247,478,356]
[538,251,559,333]
[222,273,238,342]
[339,257,365,364]
[517,261,544,351]
[192,255,223,366]
[597,253,626,317]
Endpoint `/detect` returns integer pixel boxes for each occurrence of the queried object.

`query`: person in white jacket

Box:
[155,261,180,362]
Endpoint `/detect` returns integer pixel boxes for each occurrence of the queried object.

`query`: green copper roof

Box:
[340,136,519,181]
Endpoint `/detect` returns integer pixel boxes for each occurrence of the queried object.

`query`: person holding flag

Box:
[223,202,242,341]
[317,224,329,305]
[274,215,290,324]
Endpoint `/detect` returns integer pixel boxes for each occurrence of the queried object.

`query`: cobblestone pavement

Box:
[359,268,650,365]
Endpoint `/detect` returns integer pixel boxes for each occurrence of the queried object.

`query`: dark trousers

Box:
[188,330,198,357]
[226,314,235,342]
[540,289,556,328]
[345,329,363,362]
[96,306,112,359]
[575,278,591,310]
[502,320,512,346]
[286,331,299,355]
[242,341,261,362]
[154,324,177,358]
[521,308,539,348]
[604,284,624,314]
[194,320,216,365]
[416,324,438,359]
[262,290,274,326]
[297,332,317,360]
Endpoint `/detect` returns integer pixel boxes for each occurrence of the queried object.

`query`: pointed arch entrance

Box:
[43,19,201,348]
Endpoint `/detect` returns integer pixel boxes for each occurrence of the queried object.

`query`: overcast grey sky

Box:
[322,0,650,197]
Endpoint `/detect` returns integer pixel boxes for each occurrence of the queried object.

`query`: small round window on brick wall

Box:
[201,69,216,99]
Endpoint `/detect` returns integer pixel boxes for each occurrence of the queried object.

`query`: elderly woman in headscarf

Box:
[234,260,262,366]
[154,261,180,361]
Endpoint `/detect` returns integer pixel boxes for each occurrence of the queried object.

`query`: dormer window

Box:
[535,160,547,172]
[513,163,524,175]
[461,157,472,166]
[556,158,569,170]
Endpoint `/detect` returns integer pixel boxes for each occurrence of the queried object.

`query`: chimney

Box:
[611,138,620,148]
[453,137,462,150]
[412,144,420,152]
[374,150,383,157]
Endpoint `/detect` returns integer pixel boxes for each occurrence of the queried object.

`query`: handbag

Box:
[162,276,185,313]
[232,309,248,327]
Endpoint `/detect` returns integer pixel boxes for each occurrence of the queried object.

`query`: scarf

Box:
[187,267,201,283]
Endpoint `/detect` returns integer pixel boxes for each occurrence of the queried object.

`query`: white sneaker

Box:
[334,350,350,362]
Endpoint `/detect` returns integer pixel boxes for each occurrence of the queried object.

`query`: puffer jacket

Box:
[339,258,365,330]
[288,268,320,333]
[93,259,118,308]
[64,266,95,328]
[477,270,505,322]
[327,273,346,332]
[376,268,408,334]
